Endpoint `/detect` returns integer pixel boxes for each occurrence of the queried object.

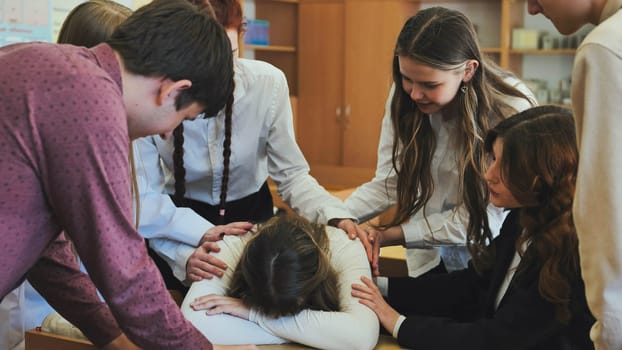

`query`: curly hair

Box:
[383,7,534,267]
[481,105,579,322]
[229,215,341,318]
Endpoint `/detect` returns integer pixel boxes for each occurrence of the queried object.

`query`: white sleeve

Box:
[0,284,25,350]
[572,42,622,350]
[148,238,195,283]
[345,86,398,222]
[401,203,506,248]
[180,234,287,345]
[249,229,379,350]
[265,70,353,223]
[133,138,213,246]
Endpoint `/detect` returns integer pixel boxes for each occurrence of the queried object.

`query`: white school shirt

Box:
[345,80,535,277]
[0,282,54,350]
[181,226,379,350]
[571,1,622,348]
[134,58,352,281]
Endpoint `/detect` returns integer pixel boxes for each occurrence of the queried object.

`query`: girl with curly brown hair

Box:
[352,106,595,349]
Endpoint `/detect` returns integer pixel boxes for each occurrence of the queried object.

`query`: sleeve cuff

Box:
[392,315,406,338]
[401,220,427,248]
[173,244,196,283]
[319,206,356,225]
[172,210,214,246]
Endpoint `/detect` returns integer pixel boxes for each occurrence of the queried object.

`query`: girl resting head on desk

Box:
[181,215,379,350]
[352,105,595,349]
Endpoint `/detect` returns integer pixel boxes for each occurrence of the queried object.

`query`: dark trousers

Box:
[386,259,448,315]
[147,180,275,294]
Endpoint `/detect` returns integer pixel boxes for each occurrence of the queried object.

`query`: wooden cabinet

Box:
[297,0,418,168]
[244,0,299,95]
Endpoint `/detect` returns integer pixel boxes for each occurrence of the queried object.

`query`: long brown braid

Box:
[173,0,241,224]
[172,125,186,205]
[172,87,234,224]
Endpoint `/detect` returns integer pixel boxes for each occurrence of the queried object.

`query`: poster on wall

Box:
[0,0,134,47]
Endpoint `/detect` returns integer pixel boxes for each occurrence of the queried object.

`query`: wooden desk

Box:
[25,329,405,350]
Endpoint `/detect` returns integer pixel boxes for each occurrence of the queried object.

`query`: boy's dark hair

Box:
[106,0,234,116]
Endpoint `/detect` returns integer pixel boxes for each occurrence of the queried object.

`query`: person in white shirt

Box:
[181,215,379,350]
[0,282,53,350]
[336,7,535,279]
[527,1,622,348]
[134,0,366,294]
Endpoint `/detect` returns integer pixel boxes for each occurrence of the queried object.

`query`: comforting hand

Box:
[187,222,254,281]
[199,221,254,246]
[190,294,251,320]
[352,276,401,335]
[363,226,383,276]
[186,241,226,281]
[335,219,373,262]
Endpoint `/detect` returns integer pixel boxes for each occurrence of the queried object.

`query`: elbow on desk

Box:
[353,318,381,350]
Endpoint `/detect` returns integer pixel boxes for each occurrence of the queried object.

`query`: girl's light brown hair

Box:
[482,105,579,322]
[229,215,341,318]
[384,7,534,265]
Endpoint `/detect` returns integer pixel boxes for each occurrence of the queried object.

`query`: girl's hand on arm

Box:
[199,221,254,246]
[365,226,403,276]
[335,219,373,261]
[186,241,226,281]
[188,222,254,281]
[352,276,401,335]
[363,226,383,276]
[190,294,250,320]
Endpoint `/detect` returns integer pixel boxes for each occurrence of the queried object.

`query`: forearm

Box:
[401,206,469,248]
[27,235,121,347]
[379,225,405,247]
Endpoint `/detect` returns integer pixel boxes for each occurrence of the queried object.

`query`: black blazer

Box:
[387,210,595,350]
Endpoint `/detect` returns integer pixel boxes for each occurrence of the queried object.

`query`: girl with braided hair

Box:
[133,0,364,294]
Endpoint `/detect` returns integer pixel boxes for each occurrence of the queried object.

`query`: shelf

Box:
[244,44,296,53]
[510,48,576,55]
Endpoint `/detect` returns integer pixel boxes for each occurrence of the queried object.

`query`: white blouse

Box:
[345,79,535,277]
[133,58,353,280]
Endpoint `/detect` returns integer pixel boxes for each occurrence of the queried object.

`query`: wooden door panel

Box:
[297,0,345,165]
[342,0,419,168]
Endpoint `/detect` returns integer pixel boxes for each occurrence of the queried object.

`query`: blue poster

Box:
[0,0,135,46]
